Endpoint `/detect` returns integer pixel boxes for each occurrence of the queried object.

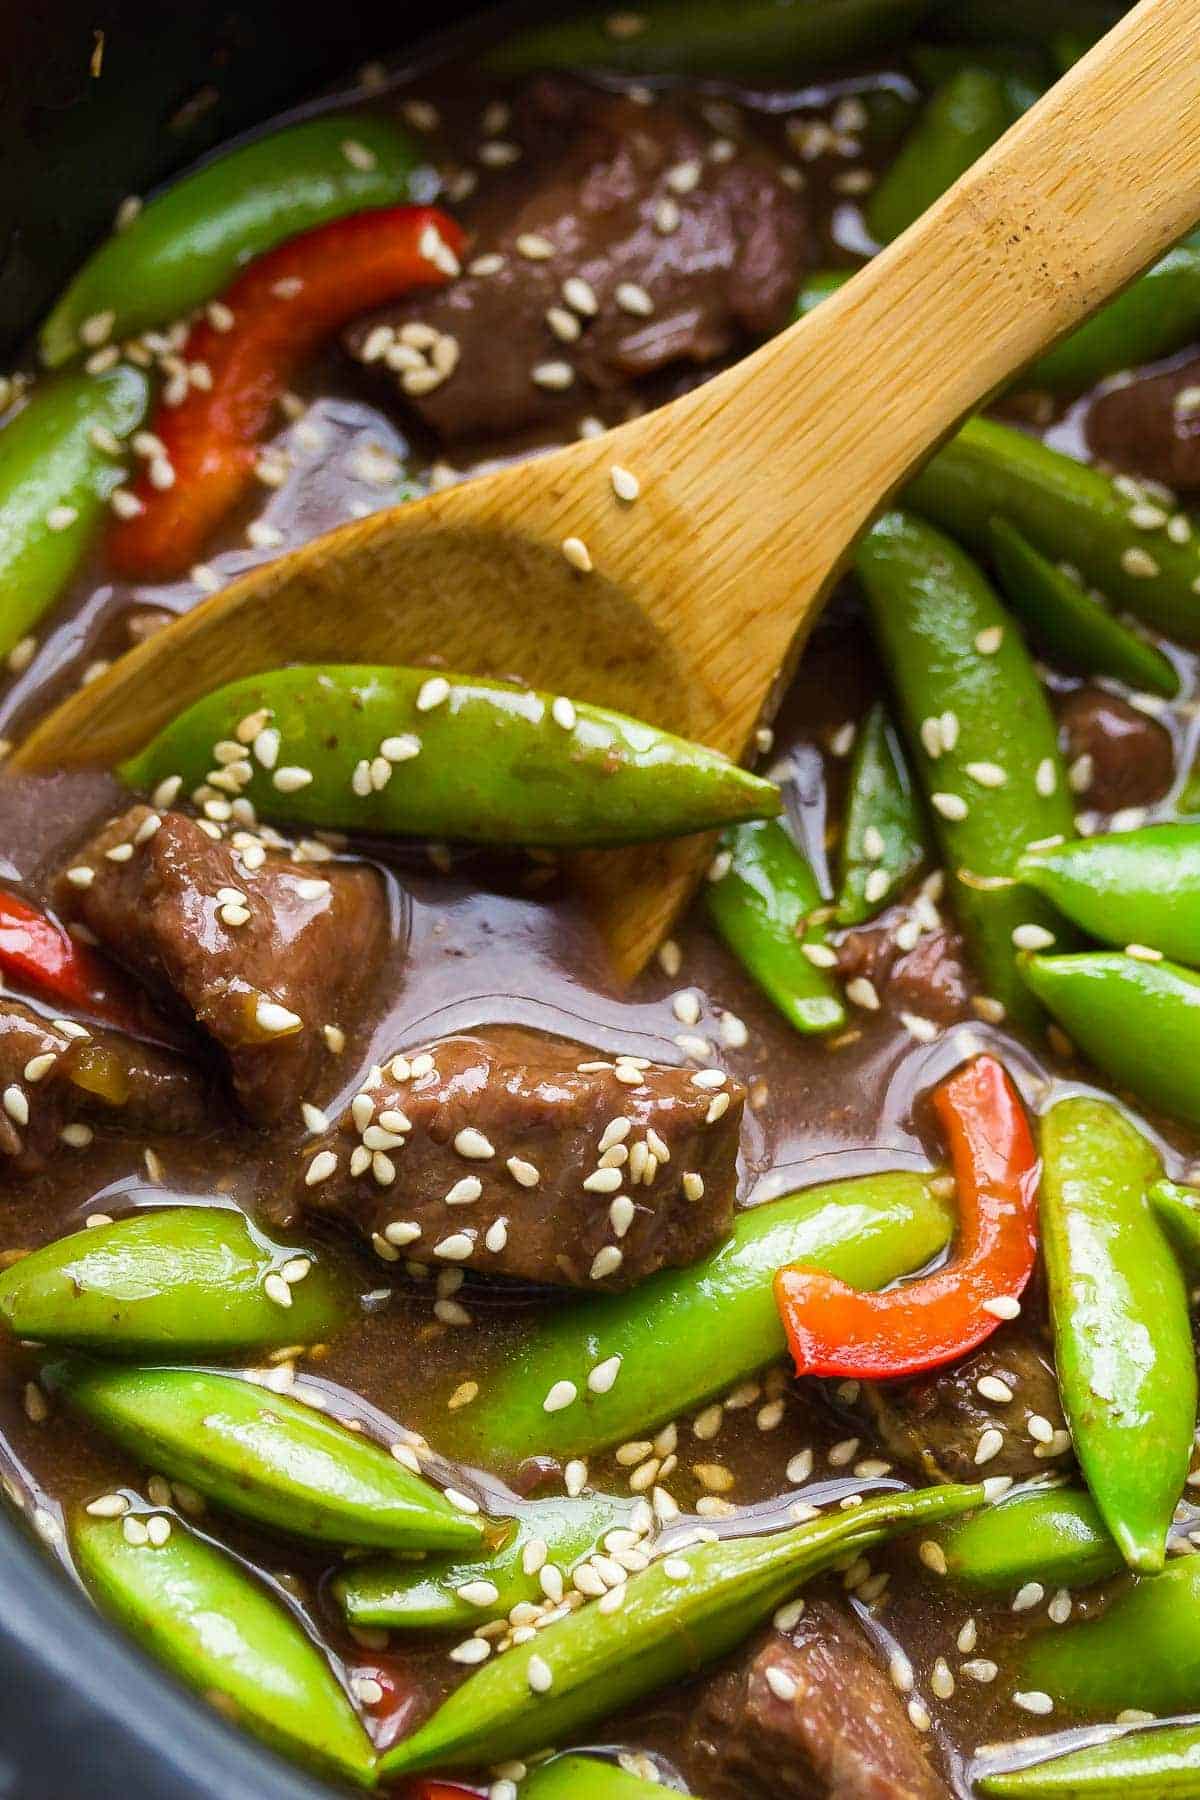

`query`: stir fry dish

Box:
[6,2,1200,1794]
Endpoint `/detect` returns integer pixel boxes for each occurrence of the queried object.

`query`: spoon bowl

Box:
[16,0,1200,977]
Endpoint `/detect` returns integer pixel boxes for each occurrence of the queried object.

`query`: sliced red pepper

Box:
[403,1783,485,1799]
[0,890,145,1034]
[108,204,466,579]
[775,1054,1039,1380]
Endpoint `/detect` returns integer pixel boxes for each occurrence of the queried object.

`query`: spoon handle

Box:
[656,0,1200,606]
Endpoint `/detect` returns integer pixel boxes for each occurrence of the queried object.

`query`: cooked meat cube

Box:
[1087,353,1200,491]
[688,1602,951,1799]
[1056,684,1175,813]
[855,1325,1072,1484]
[55,808,388,1124]
[345,76,808,440]
[0,998,210,1176]
[836,923,970,1025]
[291,1025,741,1287]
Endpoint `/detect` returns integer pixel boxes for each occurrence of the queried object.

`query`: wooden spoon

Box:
[16,0,1200,978]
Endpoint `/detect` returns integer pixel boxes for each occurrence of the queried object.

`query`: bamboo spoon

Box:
[15,0,1200,978]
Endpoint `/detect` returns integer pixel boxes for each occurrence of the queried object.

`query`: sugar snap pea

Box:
[906,416,1200,643]
[380,1483,983,1775]
[1020,952,1200,1127]
[1025,230,1200,392]
[0,1207,348,1354]
[856,511,1073,1031]
[835,700,928,925]
[988,519,1179,698]
[866,66,1011,244]
[0,365,149,661]
[1022,1554,1200,1716]
[1019,826,1200,966]
[1151,1178,1200,1276]
[120,666,781,849]
[979,1722,1200,1796]
[521,1755,696,1798]
[706,820,846,1035]
[485,0,933,78]
[336,1493,632,1629]
[910,44,1047,117]
[40,114,424,367]
[1039,1097,1193,1573]
[940,1487,1122,1591]
[72,1508,376,1785]
[48,1359,480,1551]
[442,1171,953,1470]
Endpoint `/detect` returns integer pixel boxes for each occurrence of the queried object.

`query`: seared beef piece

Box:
[836,924,970,1024]
[0,998,210,1176]
[856,1325,1071,1484]
[55,808,388,1125]
[1087,354,1200,491]
[688,1602,951,1800]
[1056,685,1174,812]
[345,76,808,440]
[291,1025,741,1287]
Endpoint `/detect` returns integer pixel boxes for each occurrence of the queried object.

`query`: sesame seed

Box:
[506,1156,540,1188]
[561,537,592,572]
[1013,1581,1045,1612]
[965,761,1007,788]
[588,1355,622,1394]
[976,1375,1013,1403]
[546,305,581,343]
[1126,942,1164,962]
[264,1273,292,1309]
[46,505,79,533]
[983,1295,1021,1320]
[3,1086,28,1126]
[543,1380,577,1414]
[919,1540,948,1575]
[304,1150,338,1187]
[122,1515,149,1547]
[86,1493,129,1518]
[591,1245,623,1279]
[433,1233,474,1261]
[533,361,575,391]
[962,1659,999,1683]
[667,158,701,194]
[615,281,654,317]
[454,1127,495,1160]
[800,942,838,968]
[449,1638,491,1665]
[384,1221,422,1247]
[272,766,313,794]
[609,1195,636,1236]
[516,233,555,260]
[931,792,969,822]
[527,1655,553,1693]
[974,1428,1005,1465]
[1012,923,1055,951]
[706,1092,731,1124]
[255,999,302,1035]
[551,695,578,731]
[1121,546,1160,579]
[1014,1691,1054,1716]
[445,1176,483,1205]
[610,464,640,502]
[23,1053,57,1083]
[417,675,451,712]
[975,625,1004,654]
[845,976,880,1012]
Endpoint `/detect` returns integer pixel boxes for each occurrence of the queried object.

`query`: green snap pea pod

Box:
[444,1171,953,1469]
[988,519,1179,698]
[0,366,149,660]
[906,416,1200,643]
[121,666,780,849]
[1020,952,1200,1128]
[866,67,1012,244]
[835,700,929,925]
[380,1483,983,1776]
[47,1359,480,1552]
[793,269,853,322]
[940,1488,1122,1591]
[979,1723,1200,1796]
[522,1755,698,1798]
[1022,1555,1200,1716]
[910,44,1047,116]
[1026,230,1200,391]
[706,820,846,1034]
[72,1510,375,1786]
[0,1207,348,1354]
[856,511,1073,1031]
[336,1493,633,1628]
[1038,1097,1193,1573]
[485,0,933,78]
[40,115,423,367]
[1151,1179,1200,1276]
[1019,826,1200,966]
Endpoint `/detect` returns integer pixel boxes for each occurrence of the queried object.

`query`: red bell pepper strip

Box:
[403,1785,485,1799]
[775,1054,1039,1379]
[108,204,465,579]
[0,891,145,1033]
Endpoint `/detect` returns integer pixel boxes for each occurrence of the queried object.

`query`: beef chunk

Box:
[56,808,388,1124]
[0,998,210,1176]
[291,1025,741,1287]
[856,1326,1071,1484]
[1056,685,1174,813]
[688,1603,950,1800]
[835,923,970,1025]
[1087,354,1200,491]
[345,76,808,440]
